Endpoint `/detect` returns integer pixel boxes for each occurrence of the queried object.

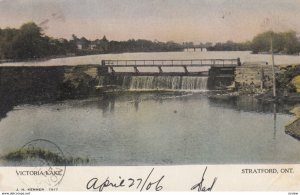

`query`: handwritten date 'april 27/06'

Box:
[86,167,217,192]
[86,168,164,192]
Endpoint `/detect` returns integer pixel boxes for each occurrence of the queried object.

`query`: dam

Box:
[97,59,239,91]
[0,51,299,166]
[0,57,279,102]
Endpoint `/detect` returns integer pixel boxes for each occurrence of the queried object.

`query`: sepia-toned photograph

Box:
[0,0,300,192]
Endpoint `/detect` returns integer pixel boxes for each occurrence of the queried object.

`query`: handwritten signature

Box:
[86,168,164,192]
[191,166,218,192]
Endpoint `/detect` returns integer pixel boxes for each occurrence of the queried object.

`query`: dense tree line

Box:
[72,35,183,55]
[107,39,182,53]
[0,22,183,60]
[207,31,300,54]
[1,22,300,61]
[0,22,76,60]
[251,31,300,54]
[207,40,252,51]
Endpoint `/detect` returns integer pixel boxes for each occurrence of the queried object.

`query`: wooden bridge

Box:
[99,59,240,76]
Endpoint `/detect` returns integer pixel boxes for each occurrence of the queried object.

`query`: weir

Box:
[98,76,209,91]
[124,76,208,91]
[0,58,238,100]
[97,59,238,90]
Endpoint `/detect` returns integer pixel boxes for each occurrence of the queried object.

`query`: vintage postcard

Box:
[0,0,300,193]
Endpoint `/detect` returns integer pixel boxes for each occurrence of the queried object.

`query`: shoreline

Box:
[285,106,300,140]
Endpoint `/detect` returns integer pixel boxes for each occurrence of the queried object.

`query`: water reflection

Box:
[0,91,295,121]
[207,95,300,141]
[0,98,14,121]
[207,95,292,115]
[0,90,295,143]
[273,103,277,140]
[92,93,293,144]
[0,91,299,165]
[134,95,140,111]
[97,94,116,114]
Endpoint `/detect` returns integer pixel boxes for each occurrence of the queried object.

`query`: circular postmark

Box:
[16,139,66,189]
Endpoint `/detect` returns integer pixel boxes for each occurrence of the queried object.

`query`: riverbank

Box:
[285,106,300,140]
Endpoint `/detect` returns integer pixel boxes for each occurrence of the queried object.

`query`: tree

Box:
[97,35,109,52]
[251,31,300,54]
[251,31,273,53]
[282,31,299,54]
[12,22,48,59]
[0,28,19,59]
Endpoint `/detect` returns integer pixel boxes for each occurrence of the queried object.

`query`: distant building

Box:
[77,42,83,50]
[76,38,90,50]
[76,40,86,50]
[297,33,300,41]
[89,43,97,50]
[73,35,108,51]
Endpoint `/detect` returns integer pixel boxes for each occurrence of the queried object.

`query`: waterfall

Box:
[127,76,208,91]
[181,77,208,90]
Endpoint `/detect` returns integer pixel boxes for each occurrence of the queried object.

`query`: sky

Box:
[0,0,300,43]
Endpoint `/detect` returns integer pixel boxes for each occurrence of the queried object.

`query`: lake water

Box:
[2,51,300,66]
[0,51,299,166]
[0,92,298,166]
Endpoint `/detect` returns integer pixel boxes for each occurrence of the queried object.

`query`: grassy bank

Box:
[291,76,300,93]
[1,148,89,166]
[290,106,300,117]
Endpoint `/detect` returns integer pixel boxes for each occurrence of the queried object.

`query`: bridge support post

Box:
[158,66,163,73]
[98,61,109,76]
[134,67,139,74]
[207,67,235,90]
[110,67,115,75]
[183,66,189,74]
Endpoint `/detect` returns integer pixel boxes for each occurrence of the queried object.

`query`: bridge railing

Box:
[100,59,239,76]
[102,59,238,67]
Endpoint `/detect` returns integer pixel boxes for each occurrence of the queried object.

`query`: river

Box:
[0,51,299,166]
[2,51,300,66]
